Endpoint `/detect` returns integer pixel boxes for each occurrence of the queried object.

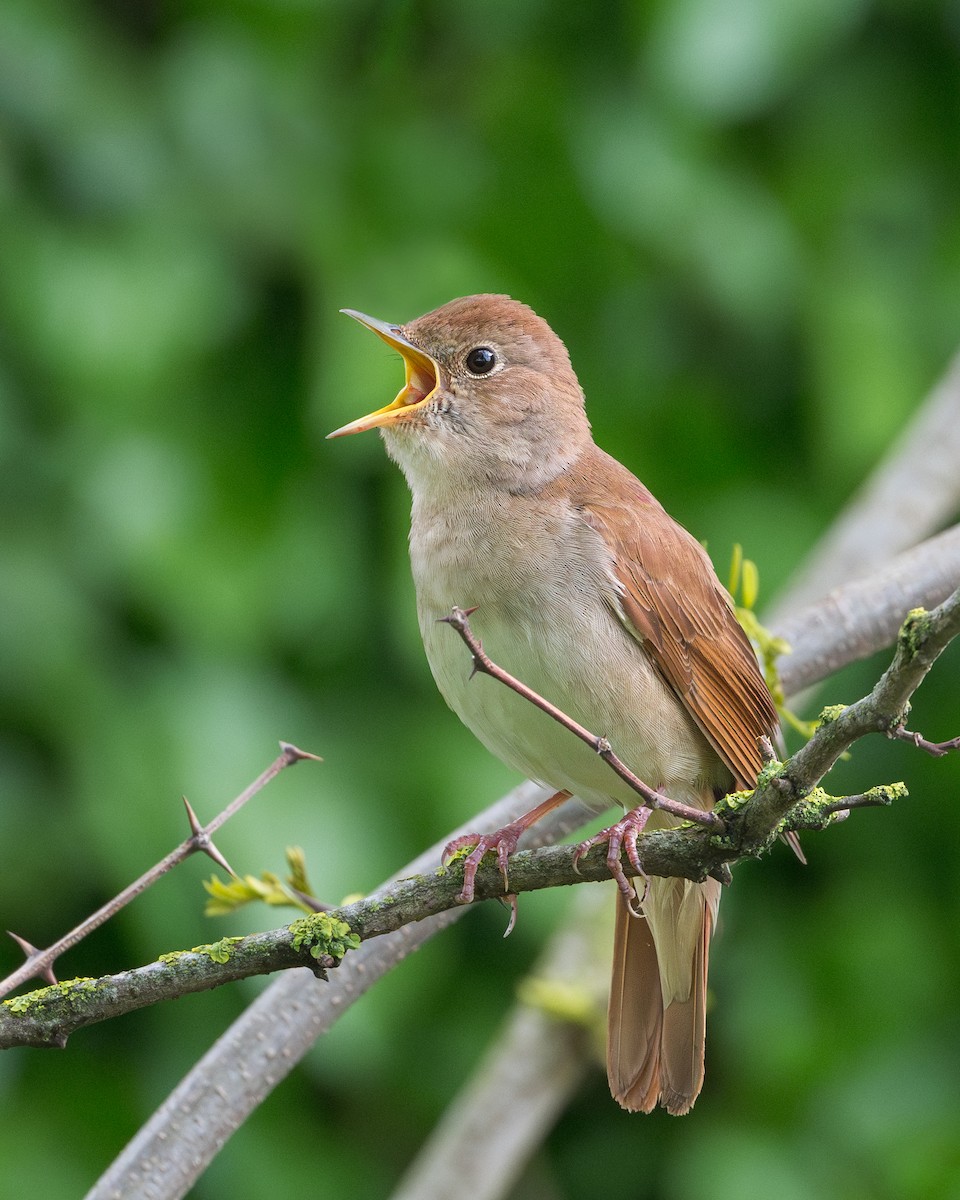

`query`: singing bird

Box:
[329,294,779,1114]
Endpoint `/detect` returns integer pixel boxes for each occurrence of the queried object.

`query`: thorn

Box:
[438,604,479,629]
[199,838,237,877]
[7,932,58,984]
[8,931,41,958]
[279,742,323,764]
[183,798,238,876]
[182,796,203,838]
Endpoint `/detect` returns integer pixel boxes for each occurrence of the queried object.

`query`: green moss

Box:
[864,781,907,806]
[782,781,907,834]
[816,703,847,728]
[755,756,784,790]
[188,936,244,964]
[715,788,753,816]
[900,607,932,657]
[4,978,97,1015]
[289,913,360,962]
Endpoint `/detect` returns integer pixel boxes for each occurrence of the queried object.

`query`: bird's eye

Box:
[465,346,497,376]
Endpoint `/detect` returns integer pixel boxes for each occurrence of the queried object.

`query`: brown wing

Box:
[575,452,778,790]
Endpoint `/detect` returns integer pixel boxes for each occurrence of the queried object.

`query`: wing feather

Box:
[572,451,778,789]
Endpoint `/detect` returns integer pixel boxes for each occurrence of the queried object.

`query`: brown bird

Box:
[329,294,779,1114]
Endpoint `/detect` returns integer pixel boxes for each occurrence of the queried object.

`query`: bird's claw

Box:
[572,806,651,913]
[500,894,519,937]
[442,821,524,904]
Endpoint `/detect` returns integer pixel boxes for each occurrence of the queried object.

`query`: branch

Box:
[389,885,609,1200]
[0,743,321,1001]
[7,587,958,1054]
[0,780,899,1051]
[79,568,959,1200]
[774,524,960,696]
[768,350,960,620]
[737,592,960,847]
[82,782,593,1200]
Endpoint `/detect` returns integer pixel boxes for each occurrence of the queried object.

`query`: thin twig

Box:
[439,607,723,830]
[890,725,960,758]
[79,574,960,1200]
[8,589,959,1051]
[0,742,320,1000]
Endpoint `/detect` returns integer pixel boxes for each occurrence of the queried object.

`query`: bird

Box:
[328,294,779,1114]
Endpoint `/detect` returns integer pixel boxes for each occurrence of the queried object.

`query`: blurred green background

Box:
[2,0,959,1197]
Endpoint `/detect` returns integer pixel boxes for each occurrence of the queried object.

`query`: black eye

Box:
[465,346,497,375]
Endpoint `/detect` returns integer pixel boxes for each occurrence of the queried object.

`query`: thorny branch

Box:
[3,588,958,1051]
[0,783,899,1051]
[0,743,320,1001]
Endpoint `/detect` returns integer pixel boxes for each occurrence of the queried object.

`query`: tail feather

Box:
[607,897,663,1113]
[607,877,719,1115]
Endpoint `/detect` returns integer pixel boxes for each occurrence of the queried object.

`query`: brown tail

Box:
[607,876,720,1115]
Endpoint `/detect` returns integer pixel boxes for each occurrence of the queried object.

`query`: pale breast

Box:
[409,490,721,816]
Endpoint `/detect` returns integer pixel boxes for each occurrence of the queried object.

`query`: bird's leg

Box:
[442,789,571,903]
[572,805,653,915]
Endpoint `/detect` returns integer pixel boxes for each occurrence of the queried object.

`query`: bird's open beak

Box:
[327,309,440,438]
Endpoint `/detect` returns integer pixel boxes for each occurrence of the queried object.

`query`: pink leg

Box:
[572,805,653,915]
[443,790,572,903]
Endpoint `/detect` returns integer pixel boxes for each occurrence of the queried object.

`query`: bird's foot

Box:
[441,789,572,905]
[442,821,526,904]
[572,806,652,914]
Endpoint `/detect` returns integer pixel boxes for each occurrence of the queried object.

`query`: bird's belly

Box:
[419,589,718,817]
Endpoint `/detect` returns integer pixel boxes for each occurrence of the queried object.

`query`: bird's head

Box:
[328,294,591,493]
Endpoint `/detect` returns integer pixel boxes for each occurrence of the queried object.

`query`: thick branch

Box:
[0,784,890,1051]
[736,591,960,847]
[774,524,960,695]
[768,350,960,620]
[77,569,959,1200]
[389,885,609,1200]
[7,588,957,1053]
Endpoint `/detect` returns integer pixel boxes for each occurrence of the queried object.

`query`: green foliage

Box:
[730,544,817,738]
[203,846,320,916]
[1,2,959,1198]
